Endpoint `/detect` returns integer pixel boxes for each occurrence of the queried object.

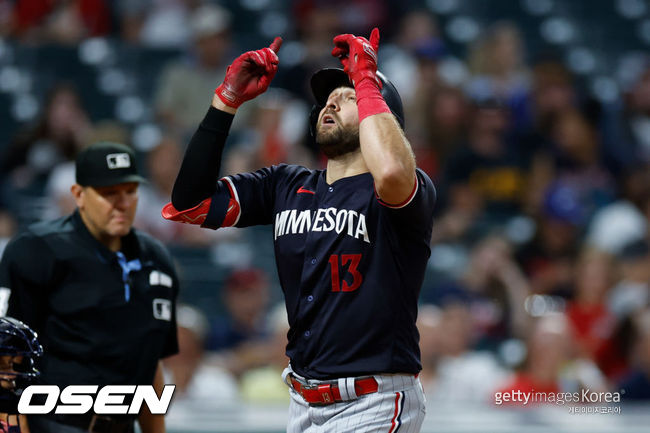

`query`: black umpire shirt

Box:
[0,210,179,387]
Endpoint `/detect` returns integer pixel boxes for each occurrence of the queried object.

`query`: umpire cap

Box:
[75,141,147,187]
[309,68,405,136]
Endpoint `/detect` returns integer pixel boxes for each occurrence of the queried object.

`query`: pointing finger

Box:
[369,27,380,52]
[269,36,283,53]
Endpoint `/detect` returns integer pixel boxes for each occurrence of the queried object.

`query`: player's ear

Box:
[70,184,84,207]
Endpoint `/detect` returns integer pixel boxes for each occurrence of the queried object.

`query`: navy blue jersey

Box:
[204,164,435,380]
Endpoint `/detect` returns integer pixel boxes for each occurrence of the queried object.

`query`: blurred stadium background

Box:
[1,0,650,431]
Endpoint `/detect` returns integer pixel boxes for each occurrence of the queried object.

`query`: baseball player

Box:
[0,317,43,433]
[163,28,435,432]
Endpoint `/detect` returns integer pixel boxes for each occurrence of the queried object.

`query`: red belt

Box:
[289,375,379,405]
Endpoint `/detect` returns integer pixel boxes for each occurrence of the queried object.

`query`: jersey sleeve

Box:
[377,168,437,229]
[0,232,56,333]
[204,164,289,229]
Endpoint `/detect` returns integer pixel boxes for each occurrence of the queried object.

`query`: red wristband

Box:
[355,79,390,124]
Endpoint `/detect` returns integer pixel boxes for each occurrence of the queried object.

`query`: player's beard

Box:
[316,121,360,159]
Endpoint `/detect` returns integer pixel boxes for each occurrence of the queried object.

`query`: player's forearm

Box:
[170,106,234,210]
[359,112,416,204]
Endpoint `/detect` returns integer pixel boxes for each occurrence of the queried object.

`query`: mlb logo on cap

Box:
[106,153,132,170]
[76,141,147,187]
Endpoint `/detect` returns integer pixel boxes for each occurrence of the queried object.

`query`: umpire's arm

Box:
[0,232,52,330]
[138,362,166,433]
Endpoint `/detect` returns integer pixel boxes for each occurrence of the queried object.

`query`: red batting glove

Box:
[331,28,381,89]
[215,37,283,108]
[332,28,390,124]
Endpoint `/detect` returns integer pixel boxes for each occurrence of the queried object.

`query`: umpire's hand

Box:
[214,37,283,109]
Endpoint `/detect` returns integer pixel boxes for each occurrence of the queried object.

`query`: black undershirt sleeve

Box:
[171,106,235,210]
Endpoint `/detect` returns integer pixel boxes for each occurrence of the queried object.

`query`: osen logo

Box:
[18,385,176,415]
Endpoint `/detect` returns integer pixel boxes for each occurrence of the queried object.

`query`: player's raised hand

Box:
[331,28,381,88]
[215,37,283,108]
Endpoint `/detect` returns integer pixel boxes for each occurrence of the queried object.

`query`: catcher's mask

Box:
[0,317,43,392]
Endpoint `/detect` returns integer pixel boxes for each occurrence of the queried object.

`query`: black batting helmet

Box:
[309,68,404,136]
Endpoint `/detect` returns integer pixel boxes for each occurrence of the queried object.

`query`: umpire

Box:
[0,142,179,433]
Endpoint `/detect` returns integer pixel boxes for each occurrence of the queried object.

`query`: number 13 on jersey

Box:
[328,254,363,292]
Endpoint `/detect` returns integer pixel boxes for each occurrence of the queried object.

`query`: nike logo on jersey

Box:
[274,208,370,243]
[296,186,315,195]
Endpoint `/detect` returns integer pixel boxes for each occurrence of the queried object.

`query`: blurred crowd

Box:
[1,0,650,412]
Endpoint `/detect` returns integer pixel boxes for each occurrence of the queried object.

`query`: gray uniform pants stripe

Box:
[284,368,426,433]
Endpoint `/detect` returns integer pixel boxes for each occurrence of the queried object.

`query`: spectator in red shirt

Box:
[497,313,571,404]
[566,248,617,360]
